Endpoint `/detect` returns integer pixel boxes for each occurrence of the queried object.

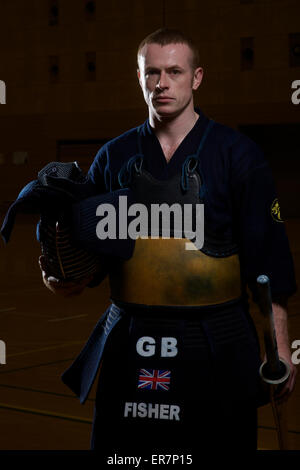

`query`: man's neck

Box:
[148,105,199,161]
[149,106,199,143]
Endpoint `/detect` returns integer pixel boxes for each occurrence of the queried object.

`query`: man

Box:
[40,29,297,456]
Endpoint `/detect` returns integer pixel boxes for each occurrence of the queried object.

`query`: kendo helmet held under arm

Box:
[0,161,135,282]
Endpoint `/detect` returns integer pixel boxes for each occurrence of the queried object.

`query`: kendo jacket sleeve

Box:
[230,136,297,303]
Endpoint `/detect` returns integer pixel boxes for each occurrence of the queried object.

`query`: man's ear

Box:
[137,69,142,87]
[192,67,203,91]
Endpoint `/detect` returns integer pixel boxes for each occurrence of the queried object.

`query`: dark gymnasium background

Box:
[0,0,299,451]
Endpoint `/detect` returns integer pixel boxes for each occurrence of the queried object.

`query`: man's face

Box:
[137,43,203,119]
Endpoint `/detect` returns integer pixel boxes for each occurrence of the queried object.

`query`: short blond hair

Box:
[137,28,200,70]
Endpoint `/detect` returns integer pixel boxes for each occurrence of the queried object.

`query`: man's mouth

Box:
[154,96,174,102]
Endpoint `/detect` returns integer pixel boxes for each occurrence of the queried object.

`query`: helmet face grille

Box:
[39,216,99,281]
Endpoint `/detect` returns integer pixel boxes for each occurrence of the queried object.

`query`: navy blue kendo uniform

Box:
[62,108,296,457]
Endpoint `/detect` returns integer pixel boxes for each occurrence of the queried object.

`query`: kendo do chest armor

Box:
[109,120,242,307]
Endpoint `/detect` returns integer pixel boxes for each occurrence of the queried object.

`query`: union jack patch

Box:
[138,369,171,391]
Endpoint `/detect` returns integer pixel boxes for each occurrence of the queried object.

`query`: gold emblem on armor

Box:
[271,198,283,222]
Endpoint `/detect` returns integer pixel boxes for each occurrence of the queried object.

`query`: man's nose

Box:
[156,71,169,90]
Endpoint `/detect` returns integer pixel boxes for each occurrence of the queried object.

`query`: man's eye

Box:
[171,70,181,75]
[146,70,158,76]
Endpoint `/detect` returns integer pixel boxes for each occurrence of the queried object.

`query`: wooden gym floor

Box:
[0,214,299,451]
